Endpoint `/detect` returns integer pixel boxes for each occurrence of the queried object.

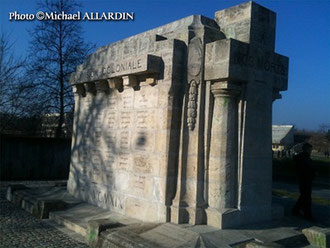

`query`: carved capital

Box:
[211,81,241,98]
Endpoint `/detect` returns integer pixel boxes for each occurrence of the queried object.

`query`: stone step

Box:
[7,184,81,219]
[49,203,138,238]
[5,185,320,248]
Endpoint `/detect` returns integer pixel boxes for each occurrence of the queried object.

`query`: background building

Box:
[272,125,294,152]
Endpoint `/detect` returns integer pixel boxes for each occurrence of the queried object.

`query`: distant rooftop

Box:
[272,125,294,144]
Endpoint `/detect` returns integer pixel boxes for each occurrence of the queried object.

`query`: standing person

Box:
[292,143,315,221]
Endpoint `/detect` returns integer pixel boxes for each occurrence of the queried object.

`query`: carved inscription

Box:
[134,86,157,108]
[104,150,116,170]
[132,175,146,191]
[105,132,116,147]
[94,130,102,146]
[86,188,124,210]
[71,54,161,84]
[133,156,151,174]
[119,131,130,150]
[121,91,134,109]
[135,90,149,108]
[118,153,130,170]
[83,58,142,81]
[108,96,117,110]
[232,52,287,76]
[120,112,131,129]
[91,154,102,168]
[106,111,117,128]
[94,113,104,146]
[136,110,148,129]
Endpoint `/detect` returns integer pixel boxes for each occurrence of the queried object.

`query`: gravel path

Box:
[0,181,88,248]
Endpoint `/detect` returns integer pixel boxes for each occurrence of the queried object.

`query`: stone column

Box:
[208,81,240,211]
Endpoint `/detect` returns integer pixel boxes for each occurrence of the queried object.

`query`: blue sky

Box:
[1,0,329,131]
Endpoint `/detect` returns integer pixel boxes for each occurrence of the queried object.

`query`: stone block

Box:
[215,2,276,51]
[205,39,288,90]
[33,199,69,219]
[205,208,240,229]
[302,226,330,248]
[125,198,162,222]
[97,227,158,248]
[87,218,124,247]
[12,190,26,207]
[6,184,28,202]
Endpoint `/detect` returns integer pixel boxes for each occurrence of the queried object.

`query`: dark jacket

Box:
[293,152,315,183]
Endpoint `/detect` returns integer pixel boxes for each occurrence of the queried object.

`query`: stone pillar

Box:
[206,81,240,227]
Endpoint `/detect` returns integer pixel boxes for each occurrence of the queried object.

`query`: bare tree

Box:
[28,0,94,137]
[0,32,40,133]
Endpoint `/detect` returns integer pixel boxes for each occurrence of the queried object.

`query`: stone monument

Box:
[68,1,288,229]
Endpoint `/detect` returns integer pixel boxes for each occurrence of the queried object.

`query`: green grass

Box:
[272,189,330,206]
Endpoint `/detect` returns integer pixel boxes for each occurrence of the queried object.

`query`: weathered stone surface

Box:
[71,54,162,85]
[68,1,289,229]
[204,39,288,90]
[7,185,80,219]
[302,226,330,248]
[87,219,124,247]
[215,1,276,51]
[2,182,315,248]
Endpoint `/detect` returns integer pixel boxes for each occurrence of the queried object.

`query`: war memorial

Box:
[9,2,330,247]
[67,0,288,229]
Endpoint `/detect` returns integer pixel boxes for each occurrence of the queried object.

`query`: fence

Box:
[0,135,71,180]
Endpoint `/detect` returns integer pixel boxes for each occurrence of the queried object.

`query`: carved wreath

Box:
[187,79,199,131]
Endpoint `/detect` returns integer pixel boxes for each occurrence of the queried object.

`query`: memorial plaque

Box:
[121,90,134,109]
[134,86,158,109]
[136,110,150,129]
[70,54,162,84]
[119,131,130,150]
[119,112,132,129]
[118,153,131,170]
[106,111,117,129]
[133,155,152,174]
[108,94,117,110]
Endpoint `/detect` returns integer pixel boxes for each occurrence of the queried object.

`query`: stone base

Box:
[6,185,75,219]
[302,226,330,248]
[5,184,318,248]
[205,208,240,229]
[87,219,124,247]
[170,206,206,225]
